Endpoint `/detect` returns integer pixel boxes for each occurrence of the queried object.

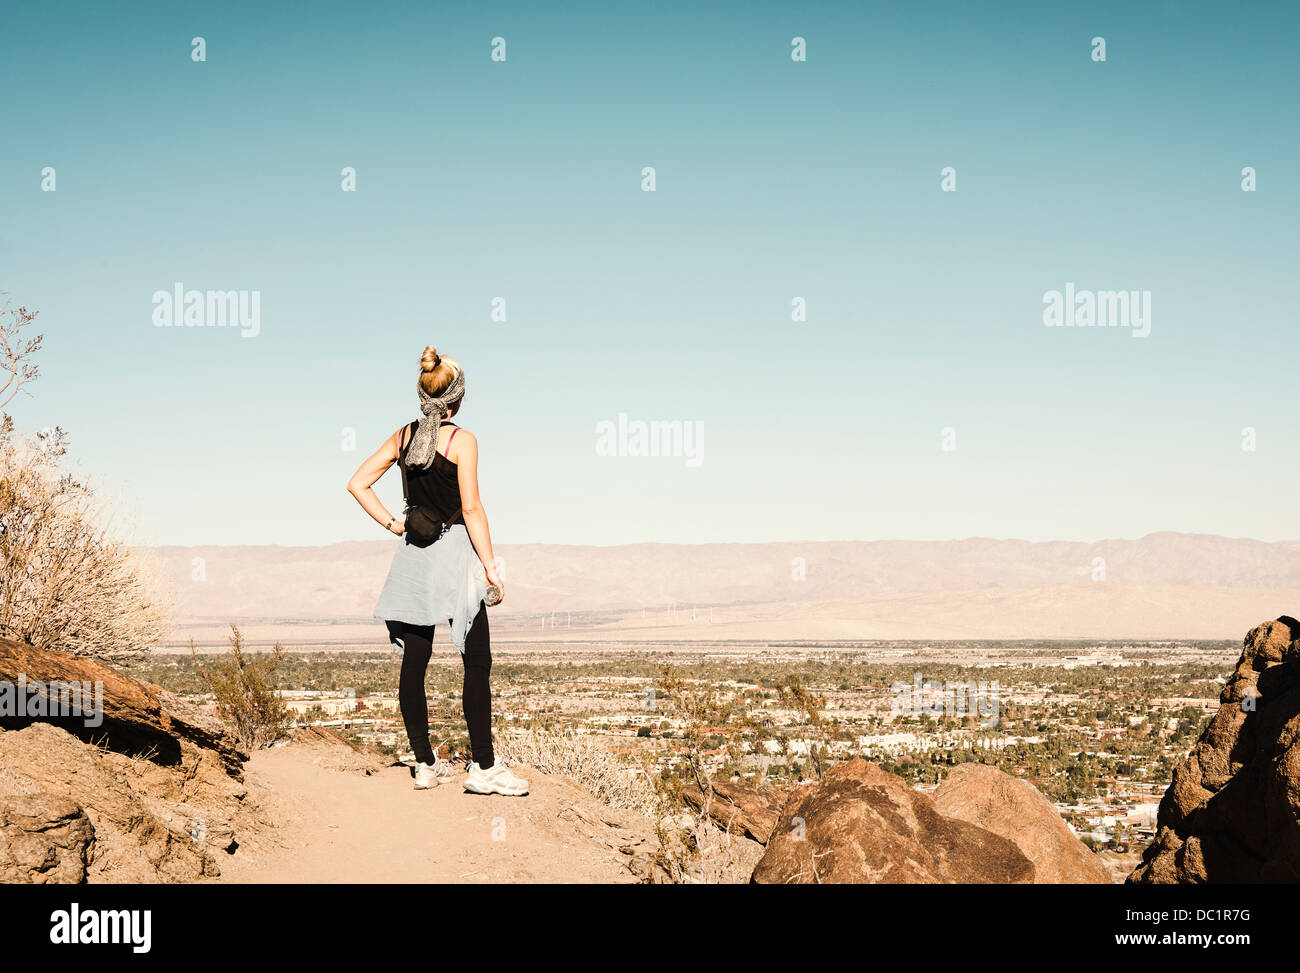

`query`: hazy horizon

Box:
[142,528,1300,551]
[149,531,1300,642]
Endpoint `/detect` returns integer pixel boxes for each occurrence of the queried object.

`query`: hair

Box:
[418,345,463,416]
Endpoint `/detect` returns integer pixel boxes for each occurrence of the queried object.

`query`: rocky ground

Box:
[0,720,275,882]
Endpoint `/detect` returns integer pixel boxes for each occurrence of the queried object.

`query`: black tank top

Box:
[400,421,462,522]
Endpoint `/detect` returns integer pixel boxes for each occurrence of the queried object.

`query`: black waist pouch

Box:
[400,459,462,548]
[404,504,462,548]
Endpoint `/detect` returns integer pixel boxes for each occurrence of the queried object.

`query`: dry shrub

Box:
[0,294,42,411]
[0,428,173,664]
[192,625,288,750]
[495,728,657,814]
[648,665,762,883]
[496,727,751,882]
[653,812,751,885]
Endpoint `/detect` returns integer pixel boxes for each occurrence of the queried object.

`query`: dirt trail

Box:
[218,746,651,884]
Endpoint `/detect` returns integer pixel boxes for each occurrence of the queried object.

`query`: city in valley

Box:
[139,633,1234,882]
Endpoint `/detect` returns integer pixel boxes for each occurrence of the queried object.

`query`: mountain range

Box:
[148,532,1300,642]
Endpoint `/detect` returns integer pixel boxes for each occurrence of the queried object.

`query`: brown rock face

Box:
[0,637,263,882]
[681,779,786,845]
[932,763,1112,884]
[1129,616,1300,883]
[0,720,261,882]
[0,792,94,883]
[0,636,246,777]
[751,759,1034,884]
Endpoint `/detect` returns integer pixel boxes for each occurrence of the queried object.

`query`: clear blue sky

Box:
[2,0,1297,546]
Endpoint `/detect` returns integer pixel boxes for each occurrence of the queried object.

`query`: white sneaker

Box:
[414,761,442,790]
[464,760,529,796]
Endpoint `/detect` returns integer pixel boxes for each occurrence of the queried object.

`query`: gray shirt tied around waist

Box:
[373,525,488,651]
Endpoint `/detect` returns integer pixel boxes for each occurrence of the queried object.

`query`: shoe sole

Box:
[463,780,529,797]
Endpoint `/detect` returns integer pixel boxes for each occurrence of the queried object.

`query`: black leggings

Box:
[388,603,493,769]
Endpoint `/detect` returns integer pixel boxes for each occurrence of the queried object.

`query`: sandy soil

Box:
[216,746,651,884]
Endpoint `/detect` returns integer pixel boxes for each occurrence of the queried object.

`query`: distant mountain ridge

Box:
[147,532,1300,627]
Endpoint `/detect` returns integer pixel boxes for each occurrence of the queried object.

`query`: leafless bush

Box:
[495,728,658,814]
[0,429,174,663]
[653,810,750,885]
[0,294,42,413]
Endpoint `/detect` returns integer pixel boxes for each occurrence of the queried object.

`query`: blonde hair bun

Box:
[416,345,463,412]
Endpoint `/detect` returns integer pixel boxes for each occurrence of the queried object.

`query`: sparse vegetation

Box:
[494,728,656,813]
[192,626,289,749]
[647,665,758,883]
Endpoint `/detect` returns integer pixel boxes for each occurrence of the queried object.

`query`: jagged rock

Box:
[1130,615,1300,883]
[0,789,95,883]
[0,636,246,777]
[932,763,1112,884]
[751,759,1034,884]
[681,779,786,845]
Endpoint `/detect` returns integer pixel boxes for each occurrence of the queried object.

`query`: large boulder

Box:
[1130,616,1300,883]
[751,759,1034,883]
[681,779,786,845]
[933,763,1112,883]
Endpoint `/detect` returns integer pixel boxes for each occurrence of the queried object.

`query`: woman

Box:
[346,345,527,797]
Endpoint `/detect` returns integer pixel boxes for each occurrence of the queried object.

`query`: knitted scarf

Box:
[405,371,465,469]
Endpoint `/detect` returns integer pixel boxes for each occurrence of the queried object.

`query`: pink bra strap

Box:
[443,427,460,456]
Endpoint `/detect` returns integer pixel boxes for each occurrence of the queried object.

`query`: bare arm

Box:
[453,431,504,597]
[346,428,406,535]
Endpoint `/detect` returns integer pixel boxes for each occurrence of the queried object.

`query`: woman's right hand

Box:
[389,517,406,536]
[485,565,504,604]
